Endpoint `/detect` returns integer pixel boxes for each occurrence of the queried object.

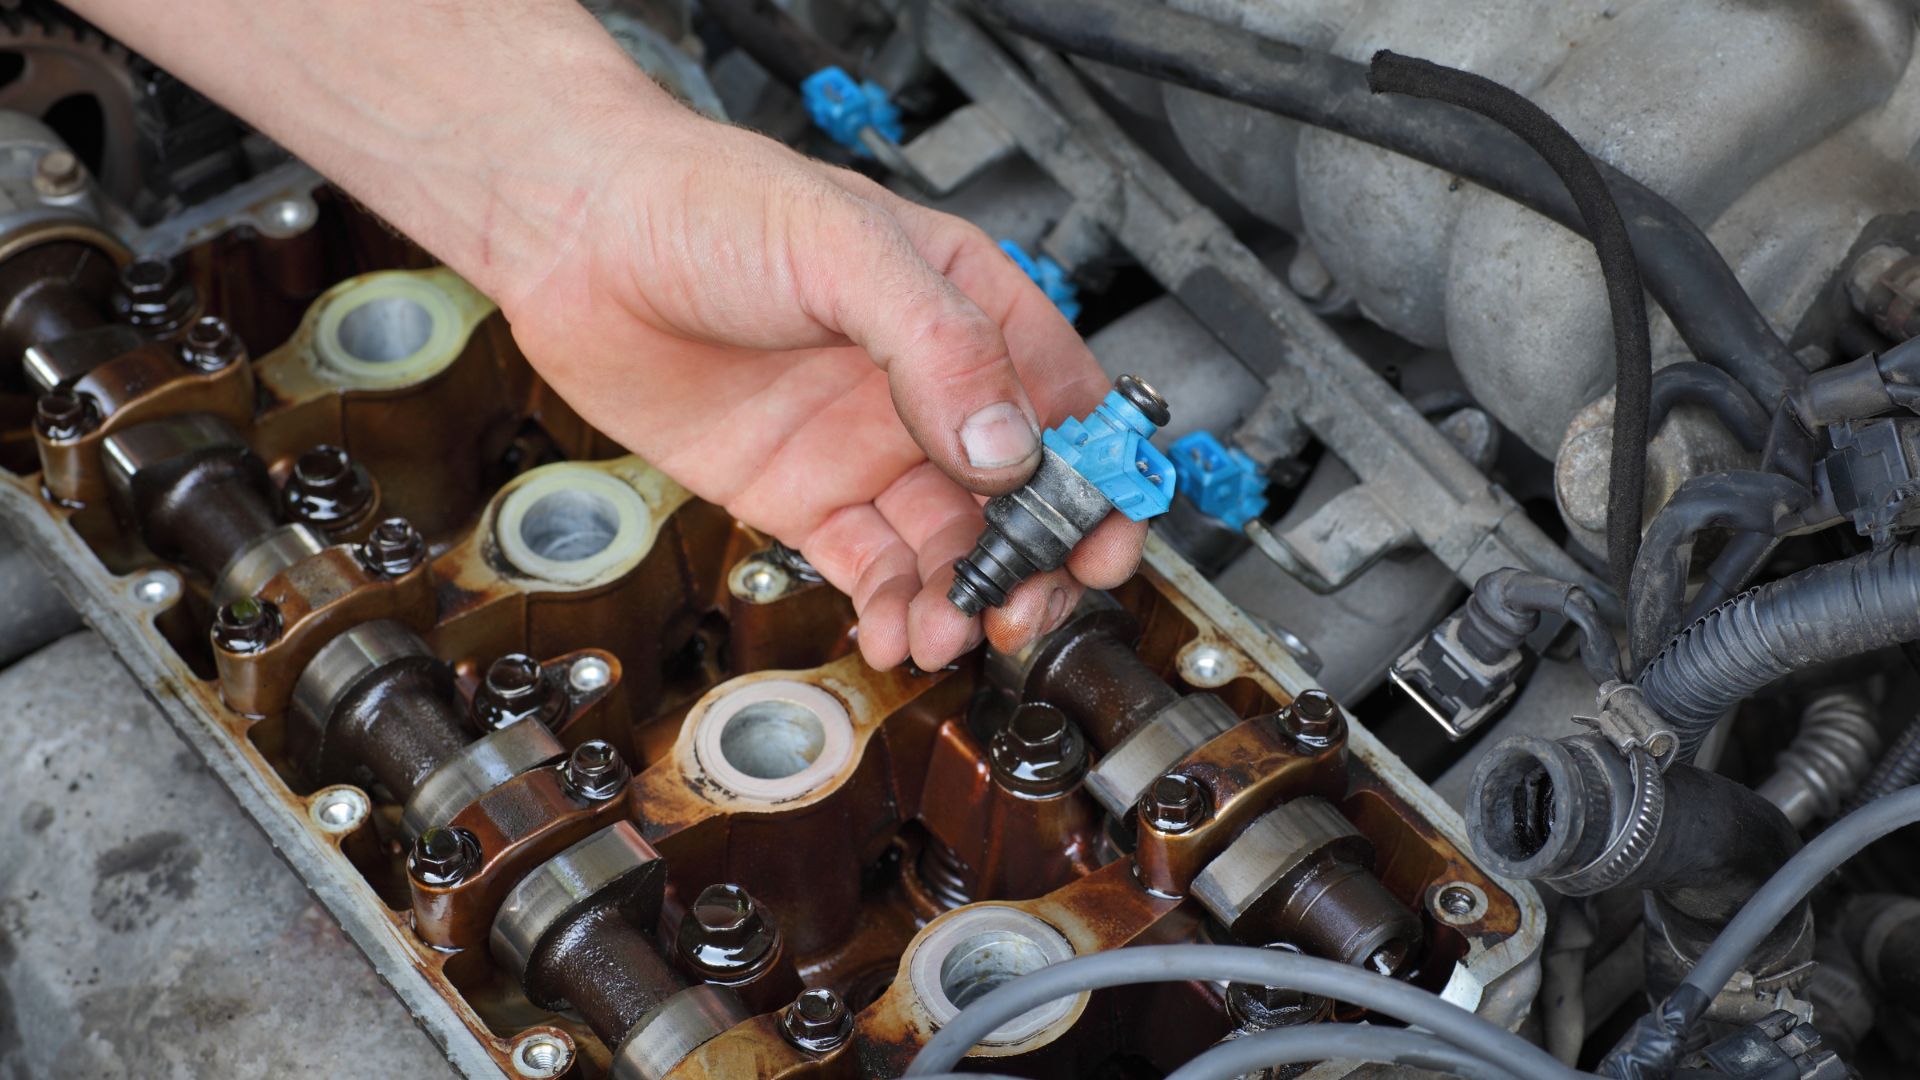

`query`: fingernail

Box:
[1043,588,1069,633]
[961,401,1039,470]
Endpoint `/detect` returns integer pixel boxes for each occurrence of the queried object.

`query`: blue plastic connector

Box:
[1044,389,1177,521]
[997,239,1081,323]
[1169,431,1267,529]
[799,66,902,157]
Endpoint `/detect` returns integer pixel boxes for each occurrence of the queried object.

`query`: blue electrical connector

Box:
[799,66,902,157]
[997,239,1081,323]
[1170,431,1267,529]
[1045,389,1177,521]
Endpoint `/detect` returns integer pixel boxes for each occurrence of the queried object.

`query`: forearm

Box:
[65,0,682,304]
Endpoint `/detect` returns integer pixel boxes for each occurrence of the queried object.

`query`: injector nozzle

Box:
[948,374,1176,615]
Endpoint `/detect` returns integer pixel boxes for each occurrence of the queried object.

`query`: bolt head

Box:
[32,149,84,197]
[360,517,425,577]
[1283,690,1342,748]
[473,653,567,731]
[1139,772,1209,833]
[987,702,1086,796]
[179,315,244,372]
[781,988,852,1053]
[486,654,542,697]
[283,444,373,530]
[212,596,280,654]
[113,257,197,334]
[410,826,480,886]
[678,883,776,979]
[561,739,629,801]
[33,389,97,441]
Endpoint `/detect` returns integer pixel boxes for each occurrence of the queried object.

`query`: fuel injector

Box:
[949,374,1176,615]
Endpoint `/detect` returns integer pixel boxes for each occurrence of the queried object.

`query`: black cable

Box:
[970,0,1804,412]
[1366,50,1651,600]
[1625,469,1812,668]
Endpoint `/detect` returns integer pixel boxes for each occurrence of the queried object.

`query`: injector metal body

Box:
[948,374,1175,615]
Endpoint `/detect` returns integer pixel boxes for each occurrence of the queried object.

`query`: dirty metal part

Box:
[403,713,567,840]
[1192,796,1424,976]
[676,883,778,983]
[986,701,1087,797]
[948,446,1125,615]
[613,985,753,1080]
[280,442,377,536]
[1221,942,1334,1073]
[1086,691,1239,819]
[1140,771,1210,834]
[43,332,257,506]
[289,618,471,801]
[561,738,631,801]
[903,903,1080,1045]
[178,313,245,372]
[211,533,439,716]
[110,254,199,336]
[1024,609,1180,752]
[919,714,1104,905]
[473,651,572,733]
[1132,708,1348,898]
[780,987,853,1053]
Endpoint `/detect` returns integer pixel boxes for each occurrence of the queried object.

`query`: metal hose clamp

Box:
[1546,746,1664,895]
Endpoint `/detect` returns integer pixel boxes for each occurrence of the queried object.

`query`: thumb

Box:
[798,191,1043,496]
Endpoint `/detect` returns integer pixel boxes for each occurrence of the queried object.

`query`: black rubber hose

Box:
[1364,51,1650,600]
[1469,736,1806,976]
[1650,361,1769,452]
[1639,544,1920,763]
[1626,470,1812,668]
[1675,405,1823,628]
[701,0,857,88]
[970,0,1804,411]
[1462,568,1623,686]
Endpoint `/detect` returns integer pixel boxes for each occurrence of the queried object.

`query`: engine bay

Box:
[4,1,1920,1078]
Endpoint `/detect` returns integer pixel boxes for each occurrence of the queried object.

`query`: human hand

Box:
[495,114,1146,671]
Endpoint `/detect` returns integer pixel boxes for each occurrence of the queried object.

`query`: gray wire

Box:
[902,945,1585,1079]
[1165,1024,1517,1080]
[1682,784,1920,1004]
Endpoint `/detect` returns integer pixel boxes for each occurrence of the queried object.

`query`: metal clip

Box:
[1577,682,1680,770]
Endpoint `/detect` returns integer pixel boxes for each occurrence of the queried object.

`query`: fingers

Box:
[1068,515,1148,589]
[984,570,1084,655]
[792,186,1044,497]
[798,504,920,670]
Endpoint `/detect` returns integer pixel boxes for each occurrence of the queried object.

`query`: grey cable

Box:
[902,945,1583,1079]
[1165,1024,1518,1080]
[1682,784,1920,1006]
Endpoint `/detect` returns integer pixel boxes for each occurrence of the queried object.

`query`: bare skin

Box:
[67,0,1144,670]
